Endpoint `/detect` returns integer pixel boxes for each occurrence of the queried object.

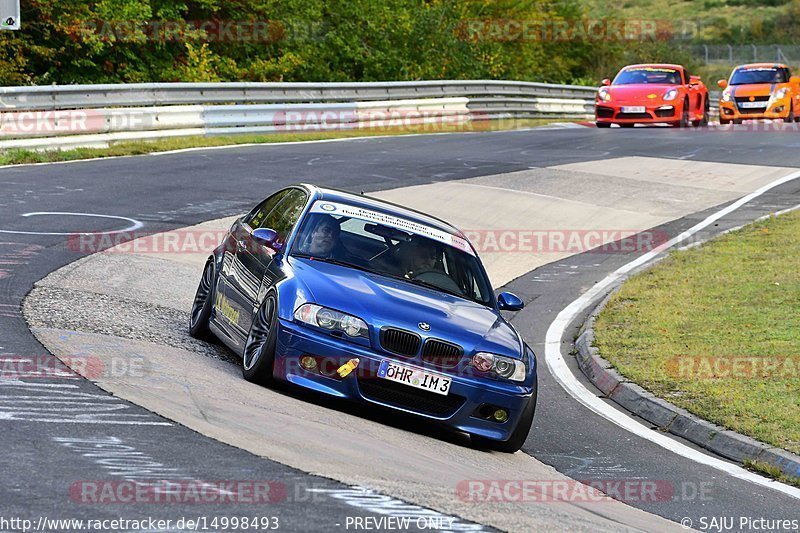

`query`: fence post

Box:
[704,44,709,65]
[728,44,733,64]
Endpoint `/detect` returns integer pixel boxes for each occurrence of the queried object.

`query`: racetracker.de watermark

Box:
[457,479,713,503]
[666,356,800,379]
[0,354,147,380]
[0,109,155,137]
[455,19,700,42]
[72,20,287,43]
[69,480,287,504]
[461,229,670,254]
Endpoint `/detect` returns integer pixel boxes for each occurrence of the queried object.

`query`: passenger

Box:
[401,237,440,278]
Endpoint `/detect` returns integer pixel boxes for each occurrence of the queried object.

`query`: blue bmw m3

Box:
[189,184,537,452]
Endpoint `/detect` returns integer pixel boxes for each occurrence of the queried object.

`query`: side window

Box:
[246,190,289,228]
[264,189,308,241]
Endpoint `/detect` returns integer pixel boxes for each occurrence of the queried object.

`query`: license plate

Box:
[377,360,451,396]
[739,101,766,109]
[621,106,645,113]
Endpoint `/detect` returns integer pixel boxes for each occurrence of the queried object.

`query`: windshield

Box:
[614,67,682,85]
[730,67,789,85]
[290,201,492,305]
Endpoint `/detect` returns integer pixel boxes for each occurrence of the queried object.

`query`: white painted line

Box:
[0,211,143,236]
[545,169,800,500]
[0,122,563,171]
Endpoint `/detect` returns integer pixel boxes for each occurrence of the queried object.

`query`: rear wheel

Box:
[619,123,634,128]
[242,294,279,385]
[595,122,611,128]
[693,97,709,127]
[189,258,216,341]
[471,391,537,453]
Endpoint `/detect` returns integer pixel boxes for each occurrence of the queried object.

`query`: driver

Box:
[298,214,348,259]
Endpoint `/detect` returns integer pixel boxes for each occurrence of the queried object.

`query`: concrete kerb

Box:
[575,287,800,482]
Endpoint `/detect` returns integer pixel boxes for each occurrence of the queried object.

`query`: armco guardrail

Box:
[0,80,597,151]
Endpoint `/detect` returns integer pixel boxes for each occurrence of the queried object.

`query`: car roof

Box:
[622,63,684,70]
[734,63,789,69]
[301,184,464,237]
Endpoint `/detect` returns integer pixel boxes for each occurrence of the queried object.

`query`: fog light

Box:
[493,409,508,422]
[300,356,317,370]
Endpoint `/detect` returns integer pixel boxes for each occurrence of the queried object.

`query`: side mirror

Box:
[791,76,800,84]
[689,75,701,85]
[717,79,728,89]
[497,292,524,311]
[601,78,611,87]
[252,228,282,250]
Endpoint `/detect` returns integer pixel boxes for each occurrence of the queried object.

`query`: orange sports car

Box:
[717,63,800,124]
[595,64,709,128]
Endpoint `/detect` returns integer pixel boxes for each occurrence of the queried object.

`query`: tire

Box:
[784,107,795,123]
[242,293,278,385]
[734,118,743,125]
[471,390,537,453]
[189,258,217,341]
[620,123,634,128]
[693,97,709,127]
[596,122,611,128]
[678,100,690,128]
[720,118,731,125]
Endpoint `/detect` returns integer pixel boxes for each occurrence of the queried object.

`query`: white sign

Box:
[310,200,475,256]
[0,0,19,30]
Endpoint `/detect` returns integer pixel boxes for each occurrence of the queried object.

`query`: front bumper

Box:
[595,103,679,124]
[719,98,791,121]
[273,319,536,441]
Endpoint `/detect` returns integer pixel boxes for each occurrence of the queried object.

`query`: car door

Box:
[218,189,290,338]
[235,188,309,334]
[684,67,700,116]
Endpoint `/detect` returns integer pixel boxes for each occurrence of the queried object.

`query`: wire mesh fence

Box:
[685,44,800,66]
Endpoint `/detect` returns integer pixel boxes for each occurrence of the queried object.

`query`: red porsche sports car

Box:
[595,64,710,128]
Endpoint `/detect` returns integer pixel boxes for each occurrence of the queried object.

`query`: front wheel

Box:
[242,294,278,385]
[471,391,537,453]
[678,101,690,128]
[189,258,216,341]
[596,122,611,128]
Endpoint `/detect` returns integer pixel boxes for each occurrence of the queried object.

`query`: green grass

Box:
[744,459,800,487]
[0,118,563,166]
[594,210,800,457]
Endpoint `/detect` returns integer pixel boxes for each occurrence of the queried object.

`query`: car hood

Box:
[728,83,778,97]
[607,84,679,103]
[289,257,523,358]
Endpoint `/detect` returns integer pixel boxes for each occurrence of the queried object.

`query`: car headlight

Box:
[721,90,732,102]
[294,304,368,338]
[471,352,526,382]
[597,88,611,102]
[773,88,788,100]
[663,88,679,101]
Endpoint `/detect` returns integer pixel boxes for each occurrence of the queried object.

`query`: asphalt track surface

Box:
[3,125,800,531]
